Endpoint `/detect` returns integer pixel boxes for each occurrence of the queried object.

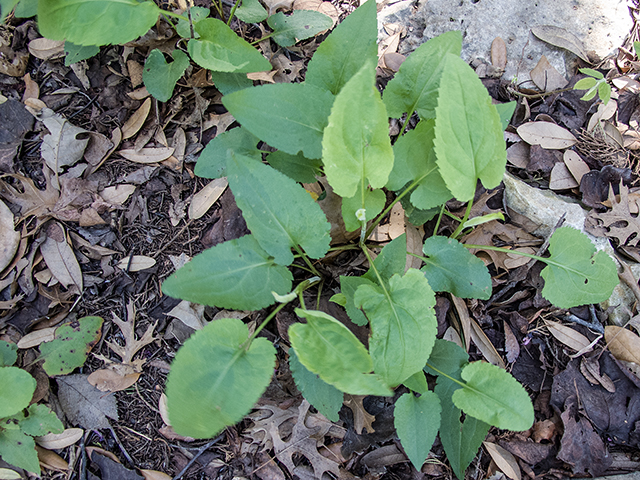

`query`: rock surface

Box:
[378,0,632,84]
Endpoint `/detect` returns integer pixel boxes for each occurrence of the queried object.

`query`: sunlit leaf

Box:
[341,185,385,232]
[267,10,332,47]
[235,0,267,23]
[0,367,35,418]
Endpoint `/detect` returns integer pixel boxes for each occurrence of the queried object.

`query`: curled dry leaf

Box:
[483,442,521,480]
[563,150,590,184]
[17,327,56,349]
[530,25,589,63]
[118,147,175,164]
[549,162,578,190]
[544,320,592,352]
[117,255,156,272]
[36,428,84,450]
[100,184,136,206]
[189,177,228,220]
[39,108,90,172]
[167,300,206,330]
[40,222,83,291]
[516,121,577,149]
[491,37,507,71]
[87,368,140,392]
[28,38,65,60]
[605,325,640,364]
[530,55,568,92]
[35,446,69,472]
[0,199,20,272]
[122,97,151,140]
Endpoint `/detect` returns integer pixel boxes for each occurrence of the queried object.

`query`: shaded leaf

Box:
[0,340,17,367]
[0,199,19,273]
[290,309,391,396]
[209,71,253,95]
[394,392,441,470]
[341,185,385,232]
[340,275,373,326]
[433,54,506,201]
[322,61,393,198]
[64,42,99,66]
[40,223,83,290]
[195,127,261,179]
[267,10,332,47]
[227,153,330,265]
[235,0,267,22]
[265,150,323,183]
[0,367,35,418]
[605,326,640,364]
[19,404,63,437]
[362,233,407,283]
[162,235,293,310]
[143,49,190,102]
[166,318,276,438]
[545,320,592,352]
[0,428,39,475]
[175,6,210,38]
[223,83,334,159]
[531,25,589,62]
[57,374,119,429]
[516,121,577,149]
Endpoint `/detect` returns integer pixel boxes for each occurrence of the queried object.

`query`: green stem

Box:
[245,302,287,346]
[450,199,473,240]
[399,110,414,136]
[364,177,421,240]
[433,204,446,235]
[160,9,189,20]
[227,0,242,25]
[424,363,467,389]
[251,33,274,44]
[294,245,321,277]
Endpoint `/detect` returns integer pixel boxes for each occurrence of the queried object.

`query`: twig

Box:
[151,220,193,259]
[172,434,224,480]
[108,424,134,465]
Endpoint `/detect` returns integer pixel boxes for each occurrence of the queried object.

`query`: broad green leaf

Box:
[635,41,640,57]
[0,340,17,367]
[227,153,331,265]
[355,269,437,386]
[580,86,598,102]
[425,338,469,377]
[166,318,276,438]
[573,77,597,90]
[495,101,516,130]
[195,127,261,179]
[421,236,491,299]
[265,150,323,183]
[579,67,604,79]
[433,53,506,201]
[305,0,377,95]
[400,193,439,226]
[13,0,36,17]
[235,0,267,23]
[462,212,504,229]
[290,309,392,396]
[175,6,210,38]
[18,404,64,437]
[452,361,534,431]
[143,49,190,102]
[362,233,407,284]
[322,62,393,198]
[64,42,99,66]
[341,185,385,232]
[386,119,452,210]
[394,392,441,470]
[0,367,35,417]
[0,428,39,475]
[403,370,428,394]
[38,0,162,46]
[289,348,343,422]
[540,227,618,308]
[210,71,253,95]
[188,18,272,73]
[598,81,611,105]
[267,10,333,47]
[1,0,20,21]
[162,235,293,310]
[38,316,103,376]
[223,83,334,158]
[340,275,373,326]
[383,31,462,120]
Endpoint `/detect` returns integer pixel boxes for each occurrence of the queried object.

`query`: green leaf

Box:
[462,212,504,229]
[383,31,462,120]
[143,49,190,102]
[290,309,392,396]
[227,153,331,265]
[235,0,267,23]
[452,361,534,431]
[340,275,373,326]
[0,340,17,367]
[573,77,597,90]
[162,235,293,310]
[433,54,506,201]
[195,127,261,179]
[0,367,35,418]
[540,227,618,308]
[188,18,272,73]
[403,370,428,394]
[425,338,469,378]
[1,0,20,21]
[635,41,640,57]
[394,392,441,470]
[175,6,210,38]
[580,86,599,102]
[362,233,407,284]
[598,81,611,105]
[38,0,162,46]
[579,67,604,79]
[305,0,377,95]
[64,42,99,66]
[0,428,39,475]
[210,71,253,95]
[223,83,334,159]
[166,318,276,438]
[13,0,36,18]
[265,150,323,183]
[267,10,333,47]
[355,269,437,386]
[495,101,516,131]
[421,236,491,299]
[39,316,103,376]
[322,62,393,198]
[341,185,385,232]
[386,119,452,210]
[400,193,439,226]
[289,348,343,422]
[18,404,64,437]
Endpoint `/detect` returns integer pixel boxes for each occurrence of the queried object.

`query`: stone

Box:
[377,0,632,85]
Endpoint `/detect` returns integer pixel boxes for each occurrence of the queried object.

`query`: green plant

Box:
[573,68,611,104]
[158,2,619,476]
[0,0,333,101]
[0,317,103,474]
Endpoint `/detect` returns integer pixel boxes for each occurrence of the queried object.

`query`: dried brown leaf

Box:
[530,55,568,92]
[22,73,39,102]
[470,317,506,368]
[40,222,83,290]
[605,325,640,364]
[549,162,579,190]
[483,441,521,480]
[27,38,65,60]
[506,142,529,168]
[107,301,157,368]
[544,320,592,352]
[100,184,136,206]
[563,150,590,184]
[139,470,172,480]
[491,37,507,71]
[35,446,69,472]
[530,25,589,62]
[166,300,206,330]
[504,321,520,363]
[36,428,84,450]
[344,394,376,434]
[585,183,640,246]
[39,108,90,172]
[87,368,141,392]
[0,199,19,272]
[517,121,577,149]
[17,327,56,349]
[118,147,175,164]
[122,98,151,139]
[189,177,228,220]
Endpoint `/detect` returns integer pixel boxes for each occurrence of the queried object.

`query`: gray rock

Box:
[378,0,632,84]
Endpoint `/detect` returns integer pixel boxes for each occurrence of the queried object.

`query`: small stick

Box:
[172,434,224,480]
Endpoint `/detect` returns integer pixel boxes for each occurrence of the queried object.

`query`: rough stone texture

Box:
[378,0,632,84]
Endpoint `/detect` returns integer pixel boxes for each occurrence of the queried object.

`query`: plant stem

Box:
[227,0,242,25]
[252,33,274,44]
[364,177,421,239]
[399,110,414,136]
[450,199,473,239]
[294,245,321,277]
[424,363,467,389]
[433,204,446,235]
[463,243,543,261]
